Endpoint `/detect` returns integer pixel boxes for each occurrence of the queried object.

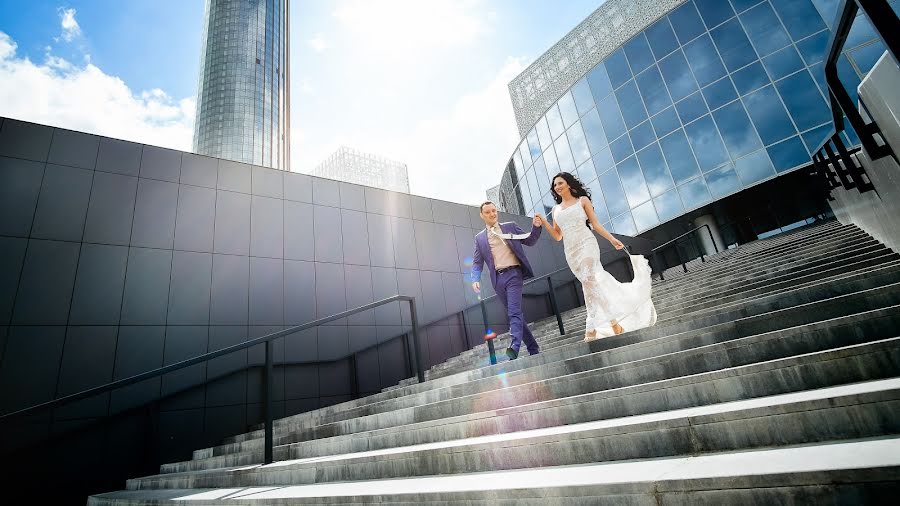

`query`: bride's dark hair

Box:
[550,172,591,204]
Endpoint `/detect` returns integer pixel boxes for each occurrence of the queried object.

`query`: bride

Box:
[538,172,657,341]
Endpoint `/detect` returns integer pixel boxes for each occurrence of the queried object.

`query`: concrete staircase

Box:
[89,219,900,504]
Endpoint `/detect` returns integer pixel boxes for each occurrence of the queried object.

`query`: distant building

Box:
[485,184,501,205]
[311,146,410,193]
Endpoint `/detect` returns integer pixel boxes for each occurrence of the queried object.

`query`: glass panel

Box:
[624,33,655,74]
[610,135,634,163]
[660,129,701,183]
[533,156,552,201]
[659,50,700,102]
[772,0,827,41]
[850,41,887,76]
[731,61,770,95]
[684,115,729,171]
[516,182,532,214]
[636,143,675,197]
[766,135,809,172]
[678,176,713,209]
[599,168,630,216]
[650,111,679,143]
[813,0,841,27]
[525,167,542,212]
[668,1,706,45]
[587,63,613,102]
[845,13,878,51]
[536,116,553,151]
[597,94,627,142]
[567,121,592,166]
[571,78,596,115]
[558,92,580,127]
[617,156,652,207]
[611,211,638,236]
[653,187,684,222]
[546,104,566,140]
[695,0,736,28]
[583,173,610,223]
[740,1,791,57]
[762,46,804,81]
[733,148,776,185]
[519,140,532,167]
[774,70,830,131]
[675,92,709,125]
[801,123,832,153]
[702,76,738,110]
[581,108,609,155]
[684,35,727,88]
[711,100,762,158]
[795,29,830,65]
[593,146,615,174]
[512,150,525,181]
[836,54,862,105]
[527,128,542,160]
[543,144,561,175]
[635,65,672,115]
[554,134,577,173]
[632,199,660,231]
[605,48,633,89]
[710,18,758,72]
[704,163,742,198]
[578,158,598,184]
[629,121,656,152]
[645,17,679,59]
[730,0,765,14]
[615,81,649,129]
[743,84,797,145]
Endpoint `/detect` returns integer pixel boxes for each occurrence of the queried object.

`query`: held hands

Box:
[610,237,625,250]
[532,213,543,227]
[472,281,481,294]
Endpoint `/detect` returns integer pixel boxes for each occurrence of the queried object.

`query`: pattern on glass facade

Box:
[509,0,686,137]
[193,0,290,170]
[485,184,501,205]
[500,0,886,237]
[311,146,410,193]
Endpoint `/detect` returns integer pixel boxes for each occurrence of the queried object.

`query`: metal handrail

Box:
[0,295,423,465]
[651,223,719,280]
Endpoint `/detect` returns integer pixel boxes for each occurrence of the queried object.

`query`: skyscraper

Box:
[193,0,290,170]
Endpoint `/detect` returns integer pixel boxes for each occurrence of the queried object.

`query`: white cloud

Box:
[308,33,329,52]
[0,31,194,151]
[57,7,82,42]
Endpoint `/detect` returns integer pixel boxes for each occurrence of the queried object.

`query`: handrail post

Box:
[704,224,719,254]
[264,339,273,465]
[480,299,496,365]
[408,299,425,383]
[654,251,665,280]
[547,277,565,336]
[692,232,705,263]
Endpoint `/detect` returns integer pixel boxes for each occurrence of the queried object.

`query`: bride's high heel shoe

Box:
[611,321,624,335]
[583,329,599,342]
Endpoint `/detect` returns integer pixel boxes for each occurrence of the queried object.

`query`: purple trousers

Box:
[495,267,540,354]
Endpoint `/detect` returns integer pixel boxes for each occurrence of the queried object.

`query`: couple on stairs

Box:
[471,171,658,361]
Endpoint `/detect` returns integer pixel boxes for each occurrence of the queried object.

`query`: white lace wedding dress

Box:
[553,200,657,338]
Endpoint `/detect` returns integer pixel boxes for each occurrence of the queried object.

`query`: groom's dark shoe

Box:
[506,347,519,361]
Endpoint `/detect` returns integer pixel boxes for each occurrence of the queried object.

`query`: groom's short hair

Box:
[479,201,495,213]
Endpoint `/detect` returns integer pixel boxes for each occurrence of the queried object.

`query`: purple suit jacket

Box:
[471,222,542,289]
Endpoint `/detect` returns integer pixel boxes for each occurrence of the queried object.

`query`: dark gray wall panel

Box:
[0,237,26,325]
[109,326,164,413]
[120,247,172,325]
[0,119,52,162]
[284,172,312,203]
[174,184,216,253]
[348,325,377,354]
[284,260,316,325]
[284,329,318,395]
[13,239,80,325]
[69,244,129,325]
[204,404,246,447]
[54,326,117,419]
[391,217,419,269]
[0,156,44,237]
[318,361,351,398]
[314,262,346,321]
[140,145,181,183]
[354,343,381,393]
[83,171,138,245]
[206,325,248,407]
[167,251,212,325]
[209,254,249,325]
[313,205,343,263]
[47,129,99,170]
[468,206,485,229]
[370,266,401,326]
[251,165,283,198]
[424,324,451,366]
[180,153,217,188]
[453,226,476,274]
[30,164,92,242]
[431,200,454,225]
[419,270,447,323]
[312,177,340,207]
[250,257,284,325]
[340,209,370,266]
[449,203,473,227]
[377,336,407,387]
[284,201,314,261]
[364,187,411,218]
[410,195,434,221]
[217,160,251,193]
[131,179,178,249]
[339,182,366,211]
[317,325,348,362]
[160,326,208,410]
[395,268,423,327]
[0,326,66,413]
[344,264,374,325]
[157,408,204,463]
[96,138,142,176]
[250,196,283,258]
[214,190,251,255]
[434,222,460,273]
[442,272,466,314]
[366,213,394,268]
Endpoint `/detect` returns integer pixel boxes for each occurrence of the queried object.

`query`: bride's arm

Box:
[541,207,564,241]
[581,197,624,249]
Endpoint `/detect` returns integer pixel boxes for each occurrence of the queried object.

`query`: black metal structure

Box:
[650,224,719,280]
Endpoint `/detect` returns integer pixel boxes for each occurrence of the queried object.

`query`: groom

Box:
[471,201,543,360]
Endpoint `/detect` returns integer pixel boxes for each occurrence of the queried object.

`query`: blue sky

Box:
[0,0,604,204]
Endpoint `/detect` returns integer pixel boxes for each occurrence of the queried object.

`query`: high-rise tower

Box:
[193,0,290,170]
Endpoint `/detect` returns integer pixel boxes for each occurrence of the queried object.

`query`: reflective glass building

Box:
[193,0,290,170]
[498,0,892,240]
